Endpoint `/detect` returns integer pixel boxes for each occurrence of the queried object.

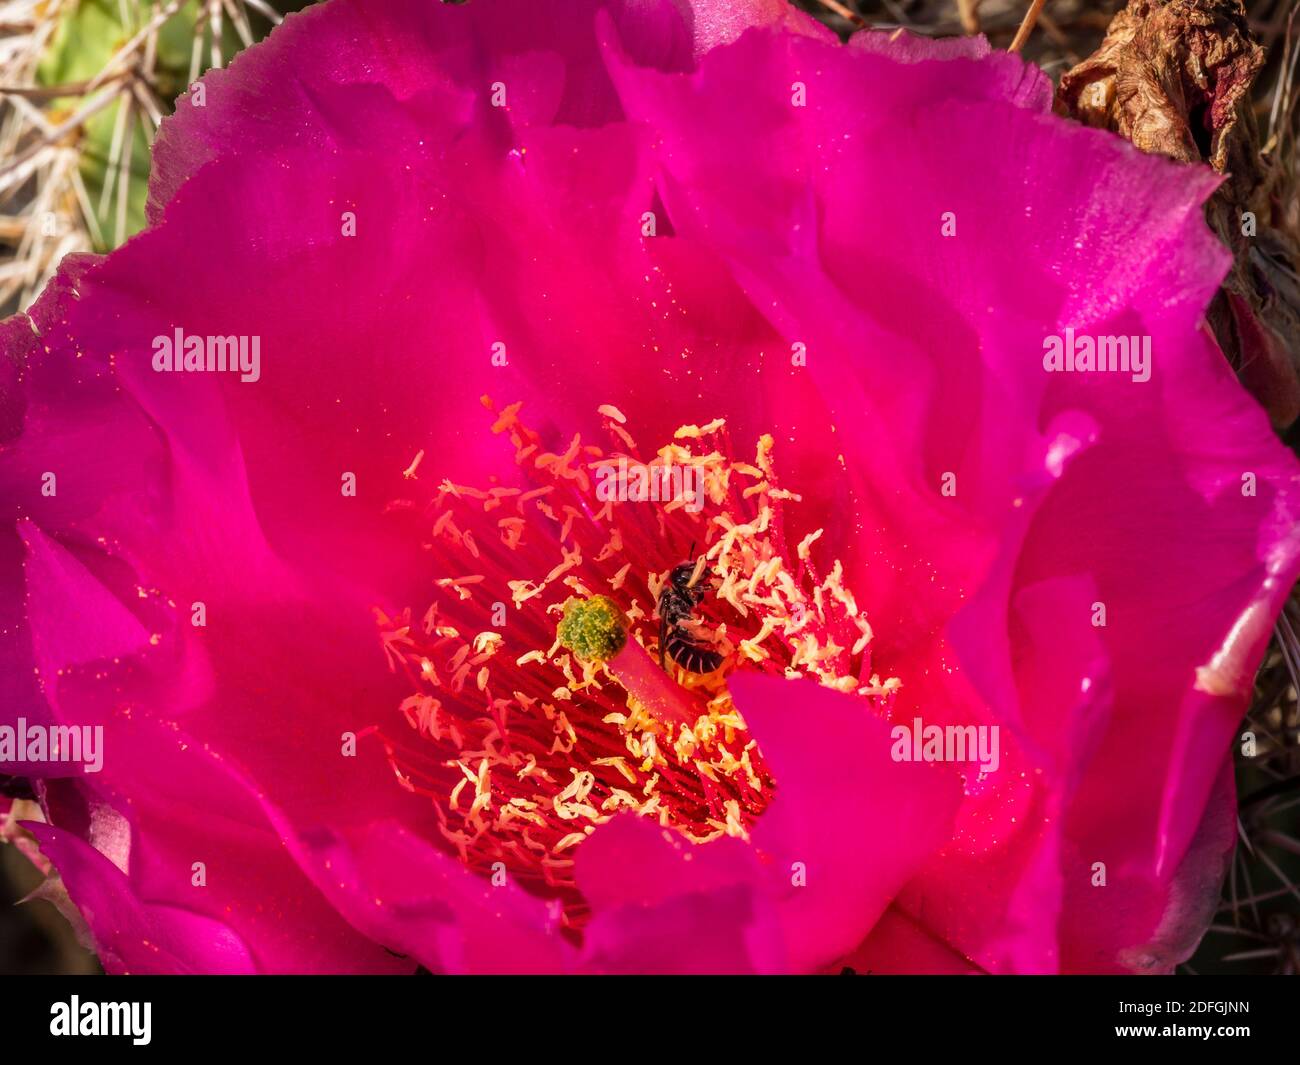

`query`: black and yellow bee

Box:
[657,554,724,675]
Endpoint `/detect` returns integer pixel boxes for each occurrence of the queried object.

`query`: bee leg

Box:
[658,611,667,670]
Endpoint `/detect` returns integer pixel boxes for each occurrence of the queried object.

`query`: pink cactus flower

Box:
[1,0,1297,975]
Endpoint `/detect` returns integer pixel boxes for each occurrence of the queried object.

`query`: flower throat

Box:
[370,399,894,929]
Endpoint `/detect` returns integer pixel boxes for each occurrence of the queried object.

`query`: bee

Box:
[657,552,724,675]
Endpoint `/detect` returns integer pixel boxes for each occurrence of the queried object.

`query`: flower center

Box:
[370,399,895,929]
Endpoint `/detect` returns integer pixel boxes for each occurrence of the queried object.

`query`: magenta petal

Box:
[573,673,964,974]
[603,19,1300,971]
[841,906,982,975]
[281,820,573,974]
[730,674,963,970]
[21,521,150,678]
[2,522,150,778]
[576,815,785,973]
[5,0,1297,977]
[580,882,781,974]
[1062,757,1238,972]
[676,0,834,56]
[26,822,255,975]
[148,0,693,219]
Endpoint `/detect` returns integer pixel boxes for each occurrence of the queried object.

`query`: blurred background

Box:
[1,0,1297,975]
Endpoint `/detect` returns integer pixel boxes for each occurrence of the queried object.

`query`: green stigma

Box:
[557,595,628,662]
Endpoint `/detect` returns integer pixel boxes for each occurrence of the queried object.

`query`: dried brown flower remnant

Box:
[1057,0,1300,431]
[1056,0,1263,166]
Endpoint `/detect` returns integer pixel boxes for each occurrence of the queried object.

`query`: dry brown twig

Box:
[813,0,868,27]
[1010,0,1051,49]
